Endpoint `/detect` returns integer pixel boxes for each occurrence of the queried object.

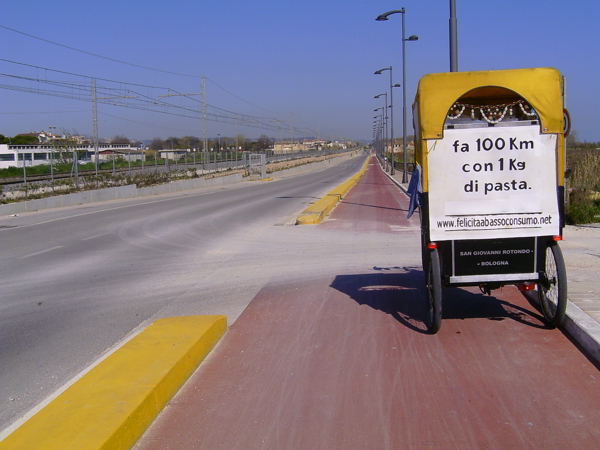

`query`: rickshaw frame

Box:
[411,68,568,333]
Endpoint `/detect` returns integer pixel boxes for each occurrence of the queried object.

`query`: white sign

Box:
[427,125,559,241]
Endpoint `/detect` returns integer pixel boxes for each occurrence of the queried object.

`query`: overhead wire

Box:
[0,25,332,138]
[0,28,293,118]
[0,25,199,79]
[0,109,89,115]
[0,74,312,134]
[0,68,308,132]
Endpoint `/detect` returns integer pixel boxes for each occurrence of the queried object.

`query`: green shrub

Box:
[566,194,600,224]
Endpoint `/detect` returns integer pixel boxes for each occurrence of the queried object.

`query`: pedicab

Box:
[408,68,569,333]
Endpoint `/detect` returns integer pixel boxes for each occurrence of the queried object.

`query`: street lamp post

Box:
[391,82,401,173]
[376,67,399,174]
[450,0,459,72]
[376,8,419,183]
[376,115,383,159]
[166,139,173,170]
[374,93,388,171]
[49,126,56,184]
[373,118,381,157]
[374,107,386,169]
[373,119,379,156]
[375,120,382,158]
[217,134,221,171]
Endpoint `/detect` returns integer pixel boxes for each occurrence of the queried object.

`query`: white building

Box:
[0,143,139,169]
[273,141,307,154]
[157,149,189,160]
[302,139,327,150]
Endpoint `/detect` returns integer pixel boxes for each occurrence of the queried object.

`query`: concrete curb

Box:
[295,157,370,225]
[561,300,600,364]
[381,162,600,365]
[524,291,600,365]
[0,316,227,450]
[380,164,409,194]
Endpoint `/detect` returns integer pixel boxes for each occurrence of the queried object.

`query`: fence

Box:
[1,148,356,201]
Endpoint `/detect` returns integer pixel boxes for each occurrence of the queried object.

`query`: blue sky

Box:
[1,0,598,143]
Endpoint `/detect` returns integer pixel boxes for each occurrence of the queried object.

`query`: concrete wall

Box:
[0,185,138,215]
[0,174,242,215]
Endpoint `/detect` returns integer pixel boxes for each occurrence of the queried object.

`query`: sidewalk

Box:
[383,161,600,363]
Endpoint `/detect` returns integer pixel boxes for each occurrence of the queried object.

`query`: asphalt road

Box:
[0,154,373,433]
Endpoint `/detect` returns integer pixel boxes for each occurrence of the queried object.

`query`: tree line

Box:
[566,131,600,148]
[147,134,274,152]
[0,132,275,152]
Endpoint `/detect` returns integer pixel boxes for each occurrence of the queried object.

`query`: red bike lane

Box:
[319,157,419,234]
[135,161,599,450]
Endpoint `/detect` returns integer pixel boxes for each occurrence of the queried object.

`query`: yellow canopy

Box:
[415,67,563,140]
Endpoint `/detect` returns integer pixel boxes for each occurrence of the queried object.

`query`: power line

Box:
[0,60,297,128]
[0,109,88,115]
[0,25,200,79]
[0,26,296,118]
[0,26,337,137]
[100,112,200,134]
[0,58,170,90]
[0,77,314,135]
[0,57,325,137]
[206,78,288,115]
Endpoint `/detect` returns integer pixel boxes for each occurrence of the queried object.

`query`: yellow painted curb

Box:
[296,157,370,225]
[0,315,227,450]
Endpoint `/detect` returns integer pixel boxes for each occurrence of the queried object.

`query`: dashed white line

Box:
[19,246,64,259]
[81,232,110,241]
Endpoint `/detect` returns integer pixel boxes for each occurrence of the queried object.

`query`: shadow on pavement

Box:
[358,182,393,186]
[274,196,319,201]
[330,268,547,334]
[339,201,405,212]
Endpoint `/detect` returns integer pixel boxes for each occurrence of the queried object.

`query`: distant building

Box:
[302,139,327,150]
[97,148,145,162]
[37,131,61,143]
[0,143,139,169]
[273,141,307,154]
[389,139,415,153]
[327,141,348,149]
[157,149,189,160]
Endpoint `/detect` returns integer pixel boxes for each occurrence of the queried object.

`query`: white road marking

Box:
[390,226,416,232]
[81,232,111,241]
[19,246,64,259]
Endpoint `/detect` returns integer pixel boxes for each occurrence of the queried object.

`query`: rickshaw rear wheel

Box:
[539,241,567,328]
[427,248,442,333]
[420,228,427,271]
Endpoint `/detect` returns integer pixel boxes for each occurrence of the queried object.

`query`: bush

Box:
[565,150,600,224]
[566,193,600,225]
[570,150,600,192]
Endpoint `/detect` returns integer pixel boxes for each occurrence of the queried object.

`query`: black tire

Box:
[420,228,427,273]
[419,208,428,272]
[427,248,442,333]
[539,242,568,328]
